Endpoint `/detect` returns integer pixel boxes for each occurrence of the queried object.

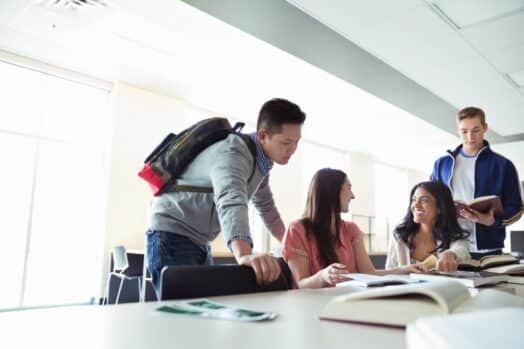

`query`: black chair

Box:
[369,254,387,269]
[510,230,524,258]
[159,258,292,300]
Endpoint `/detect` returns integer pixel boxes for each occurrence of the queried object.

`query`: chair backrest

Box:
[369,254,387,269]
[112,245,129,272]
[160,258,292,300]
[511,230,524,252]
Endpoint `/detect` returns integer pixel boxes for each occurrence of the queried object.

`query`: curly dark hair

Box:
[394,181,469,253]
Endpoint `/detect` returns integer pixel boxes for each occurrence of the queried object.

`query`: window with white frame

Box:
[0,60,111,310]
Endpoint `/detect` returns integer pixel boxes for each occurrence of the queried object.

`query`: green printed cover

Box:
[157,299,277,321]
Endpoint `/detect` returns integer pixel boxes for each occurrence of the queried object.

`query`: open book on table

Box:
[319,279,524,328]
[406,308,524,349]
[410,270,508,287]
[458,254,519,271]
[337,273,423,288]
[454,195,502,215]
[156,299,277,321]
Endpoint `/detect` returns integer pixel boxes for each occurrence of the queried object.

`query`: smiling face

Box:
[458,116,487,156]
[411,187,439,225]
[258,123,302,165]
[339,177,355,213]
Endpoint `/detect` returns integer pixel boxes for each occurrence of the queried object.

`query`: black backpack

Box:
[138,117,256,195]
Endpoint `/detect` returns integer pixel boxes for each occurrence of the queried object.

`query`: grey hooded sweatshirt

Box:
[148,133,285,247]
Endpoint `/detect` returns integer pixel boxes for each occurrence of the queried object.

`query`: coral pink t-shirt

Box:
[282,219,363,287]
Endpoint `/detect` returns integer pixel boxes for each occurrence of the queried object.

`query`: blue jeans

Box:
[146,230,213,297]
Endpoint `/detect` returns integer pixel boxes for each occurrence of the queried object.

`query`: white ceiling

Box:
[288,0,524,137]
[0,0,522,175]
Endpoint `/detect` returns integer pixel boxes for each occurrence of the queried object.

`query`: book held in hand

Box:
[454,195,503,215]
[157,299,277,321]
[319,279,524,328]
[458,254,519,271]
[409,270,508,287]
[421,254,438,270]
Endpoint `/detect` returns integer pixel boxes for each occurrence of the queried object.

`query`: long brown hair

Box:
[301,168,347,267]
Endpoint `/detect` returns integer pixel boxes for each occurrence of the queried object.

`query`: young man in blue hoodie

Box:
[431,107,523,259]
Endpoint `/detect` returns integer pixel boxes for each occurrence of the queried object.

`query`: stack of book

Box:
[459,254,524,285]
[410,254,524,287]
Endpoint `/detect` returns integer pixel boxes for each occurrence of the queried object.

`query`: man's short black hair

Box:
[257,98,306,134]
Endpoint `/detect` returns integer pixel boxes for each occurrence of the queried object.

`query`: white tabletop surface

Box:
[1,282,523,349]
[0,286,403,349]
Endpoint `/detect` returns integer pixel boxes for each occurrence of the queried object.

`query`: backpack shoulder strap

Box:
[168,129,257,194]
[234,133,257,183]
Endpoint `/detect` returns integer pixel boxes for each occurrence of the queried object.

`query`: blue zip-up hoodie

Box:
[430,141,524,250]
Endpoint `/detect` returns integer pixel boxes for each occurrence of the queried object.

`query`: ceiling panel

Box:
[509,70,524,86]
[0,0,463,173]
[460,11,524,56]
[481,43,524,73]
[0,0,32,25]
[0,0,523,171]
[433,0,524,28]
[288,0,524,136]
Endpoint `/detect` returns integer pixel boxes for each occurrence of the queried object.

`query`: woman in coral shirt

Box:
[283,168,424,288]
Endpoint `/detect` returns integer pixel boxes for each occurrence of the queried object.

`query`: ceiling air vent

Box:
[38,0,109,10]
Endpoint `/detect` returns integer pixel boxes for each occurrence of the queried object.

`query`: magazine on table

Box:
[157,299,278,321]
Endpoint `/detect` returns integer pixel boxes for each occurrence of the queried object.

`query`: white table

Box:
[1,286,403,349]
[2,283,523,349]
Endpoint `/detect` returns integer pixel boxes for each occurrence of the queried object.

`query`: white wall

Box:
[348,152,375,217]
[102,83,215,281]
[406,169,430,191]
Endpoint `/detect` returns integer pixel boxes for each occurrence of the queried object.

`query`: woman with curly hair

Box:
[386,181,470,272]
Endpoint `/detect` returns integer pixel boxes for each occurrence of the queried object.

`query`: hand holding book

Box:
[454,195,502,221]
[459,207,496,226]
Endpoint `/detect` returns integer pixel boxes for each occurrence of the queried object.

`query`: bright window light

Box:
[0,60,110,309]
